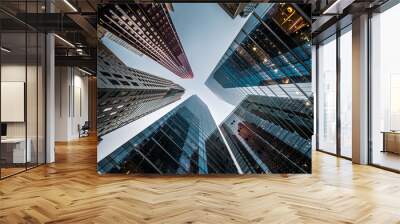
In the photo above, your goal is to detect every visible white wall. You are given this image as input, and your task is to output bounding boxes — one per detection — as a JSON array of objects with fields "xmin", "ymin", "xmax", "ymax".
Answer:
[
  {"xmin": 1, "ymin": 65, "xmax": 26, "ymax": 140},
  {"xmin": 1, "ymin": 65, "xmax": 39, "ymax": 137},
  {"xmin": 1, "ymin": 65, "xmax": 26, "ymax": 130},
  {"xmin": 1, "ymin": 63, "xmax": 46, "ymax": 163},
  {"xmin": 54, "ymin": 67, "xmax": 89, "ymax": 141},
  {"xmin": 55, "ymin": 67, "xmax": 69, "ymax": 141}
]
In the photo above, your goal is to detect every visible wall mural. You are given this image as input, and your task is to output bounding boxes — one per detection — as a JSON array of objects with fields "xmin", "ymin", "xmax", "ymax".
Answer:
[{"xmin": 97, "ymin": 3, "xmax": 312, "ymax": 174}]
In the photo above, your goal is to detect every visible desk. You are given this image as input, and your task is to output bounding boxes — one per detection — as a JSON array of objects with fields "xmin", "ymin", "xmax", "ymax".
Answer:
[
  {"xmin": 1, "ymin": 138, "xmax": 31, "ymax": 163},
  {"xmin": 382, "ymin": 131, "xmax": 400, "ymax": 154}
]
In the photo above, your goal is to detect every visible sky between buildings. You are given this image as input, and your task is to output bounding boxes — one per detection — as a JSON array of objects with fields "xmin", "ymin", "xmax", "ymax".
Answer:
[{"xmin": 99, "ymin": 3, "xmax": 249, "ymax": 160}]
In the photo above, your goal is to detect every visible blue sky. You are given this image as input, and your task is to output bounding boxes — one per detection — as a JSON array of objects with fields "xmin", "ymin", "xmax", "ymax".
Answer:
[{"xmin": 99, "ymin": 3, "xmax": 249, "ymax": 159}]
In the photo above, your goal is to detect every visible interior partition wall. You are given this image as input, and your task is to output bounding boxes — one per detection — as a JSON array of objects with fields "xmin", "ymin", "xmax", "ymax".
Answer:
[
  {"xmin": 316, "ymin": 25, "xmax": 352, "ymax": 159},
  {"xmin": 0, "ymin": 0, "xmax": 47, "ymax": 179}
]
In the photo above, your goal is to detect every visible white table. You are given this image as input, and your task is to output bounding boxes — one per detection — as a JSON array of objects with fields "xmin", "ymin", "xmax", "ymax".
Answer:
[{"xmin": 1, "ymin": 138, "xmax": 31, "ymax": 163}]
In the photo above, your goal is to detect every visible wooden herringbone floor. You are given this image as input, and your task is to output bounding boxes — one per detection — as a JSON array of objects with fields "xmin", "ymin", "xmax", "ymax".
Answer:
[{"xmin": 1, "ymin": 136, "xmax": 400, "ymax": 224}]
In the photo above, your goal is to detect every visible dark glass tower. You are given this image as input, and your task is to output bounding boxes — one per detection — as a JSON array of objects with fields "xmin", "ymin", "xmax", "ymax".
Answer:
[
  {"xmin": 98, "ymin": 95, "xmax": 238, "ymax": 174},
  {"xmin": 205, "ymin": 3, "xmax": 313, "ymax": 174},
  {"xmin": 206, "ymin": 3, "xmax": 312, "ymax": 106},
  {"xmin": 98, "ymin": 3, "xmax": 194, "ymax": 79},
  {"xmin": 97, "ymin": 43, "xmax": 184, "ymax": 137},
  {"xmin": 220, "ymin": 95, "xmax": 312, "ymax": 174}
]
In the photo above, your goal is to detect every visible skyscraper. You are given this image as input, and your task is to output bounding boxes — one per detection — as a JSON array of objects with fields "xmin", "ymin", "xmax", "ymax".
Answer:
[
  {"xmin": 220, "ymin": 95, "xmax": 312, "ymax": 174},
  {"xmin": 219, "ymin": 3, "xmax": 258, "ymax": 18},
  {"xmin": 206, "ymin": 3, "xmax": 312, "ymax": 106},
  {"xmin": 98, "ymin": 3, "xmax": 194, "ymax": 79},
  {"xmin": 97, "ymin": 43, "xmax": 185, "ymax": 137},
  {"xmin": 98, "ymin": 95, "xmax": 238, "ymax": 174},
  {"xmin": 205, "ymin": 3, "xmax": 312, "ymax": 173},
  {"xmin": 98, "ymin": 25, "xmax": 144, "ymax": 57}
]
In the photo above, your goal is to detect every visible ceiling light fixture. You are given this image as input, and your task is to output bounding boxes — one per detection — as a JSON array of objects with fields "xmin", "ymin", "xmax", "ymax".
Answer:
[
  {"xmin": 63, "ymin": 0, "xmax": 78, "ymax": 12},
  {"xmin": 54, "ymin": 34, "xmax": 75, "ymax": 48},
  {"xmin": 1, "ymin": 47, "xmax": 11, "ymax": 53}
]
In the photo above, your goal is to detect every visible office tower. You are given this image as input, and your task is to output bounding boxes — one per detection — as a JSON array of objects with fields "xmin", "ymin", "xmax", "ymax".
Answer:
[
  {"xmin": 98, "ymin": 95, "xmax": 238, "ymax": 174},
  {"xmin": 97, "ymin": 43, "xmax": 185, "ymax": 137},
  {"xmin": 219, "ymin": 3, "xmax": 258, "ymax": 18},
  {"xmin": 102, "ymin": 32, "xmax": 144, "ymax": 57},
  {"xmin": 97, "ymin": 25, "xmax": 143, "ymax": 57},
  {"xmin": 220, "ymin": 95, "xmax": 312, "ymax": 174},
  {"xmin": 98, "ymin": 3, "xmax": 194, "ymax": 79},
  {"xmin": 205, "ymin": 3, "xmax": 313, "ymax": 174},
  {"xmin": 206, "ymin": 3, "xmax": 312, "ymax": 105}
]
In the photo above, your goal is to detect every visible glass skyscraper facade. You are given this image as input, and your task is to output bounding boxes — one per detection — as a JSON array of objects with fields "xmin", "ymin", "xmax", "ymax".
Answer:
[
  {"xmin": 206, "ymin": 3, "xmax": 312, "ymax": 106},
  {"xmin": 220, "ymin": 95, "xmax": 312, "ymax": 174},
  {"xmin": 97, "ymin": 43, "xmax": 184, "ymax": 137},
  {"xmin": 203, "ymin": 3, "xmax": 313, "ymax": 174},
  {"xmin": 98, "ymin": 3, "xmax": 314, "ymax": 175},
  {"xmin": 98, "ymin": 95, "xmax": 238, "ymax": 174}
]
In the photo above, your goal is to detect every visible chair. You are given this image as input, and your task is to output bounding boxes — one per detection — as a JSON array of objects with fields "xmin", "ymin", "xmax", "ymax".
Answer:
[{"xmin": 79, "ymin": 121, "xmax": 90, "ymax": 138}]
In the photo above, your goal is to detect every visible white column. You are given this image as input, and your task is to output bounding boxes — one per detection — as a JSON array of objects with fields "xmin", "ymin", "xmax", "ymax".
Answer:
[
  {"xmin": 45, "ymin": 0, "xmax": 56, "ymax": 163},
  {"xmin": 46, "ymin": 33, "xmax": 55, "ymax": 163},
  {"xmin": 352, "ymin": 14, "xmax": 369, "ymax": 164}
]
